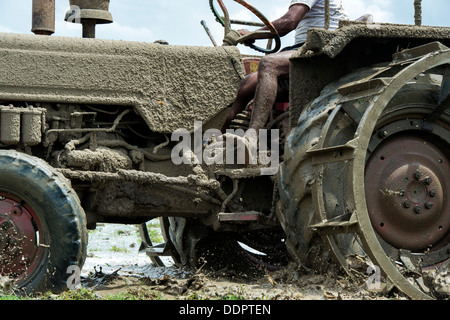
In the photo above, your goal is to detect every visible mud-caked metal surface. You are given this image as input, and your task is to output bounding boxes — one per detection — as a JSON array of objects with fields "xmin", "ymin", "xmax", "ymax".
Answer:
[
  {"xmin": 365, "ymin": 134, "xmax": 450, "ymax": 252},
  {"xmin": 0, "ymin": 32, "xmax": 244, "ymax": 134}
]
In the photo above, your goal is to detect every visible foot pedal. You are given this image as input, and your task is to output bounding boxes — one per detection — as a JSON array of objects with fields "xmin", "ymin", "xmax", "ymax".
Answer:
[
  {"xmin": 140, "ymin": 242, "xmax": 172, "ymax": 257},
  {"xmin": 218, "ymin": 211, "xmax": 261, "ymax": 222}
]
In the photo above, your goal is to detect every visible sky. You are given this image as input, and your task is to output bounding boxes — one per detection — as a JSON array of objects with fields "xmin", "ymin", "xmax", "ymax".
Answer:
[{"xmin": 0, "ymin": 0, "xmax": 449, "ymax": 53}]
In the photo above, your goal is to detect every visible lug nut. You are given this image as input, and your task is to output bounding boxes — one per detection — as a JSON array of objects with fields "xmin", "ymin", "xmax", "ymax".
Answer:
[
  {"xmin": 429, "ymin": 190, "xmax": 436, "ymax": 197},
  {"xmin": 424, "ymin": 177, "xmax": 432, "ymax": 185},
  {"xmin": 414, "ymin": 172, "xmax": 422, "ymax": 180},
  {"xmin": 425, "ymin": 202, "xmax": 433, "ymax": 209},
  {"xmin": 403, "ymin": 200, "xmax": 411, "ymax": 208},
  {"xmin": 0, "ymin": 220, "xmax": 12, "ymax": 231},
  {"xmin": 414, "ymin": 206, "xmax": 422, "ymax": 214}
]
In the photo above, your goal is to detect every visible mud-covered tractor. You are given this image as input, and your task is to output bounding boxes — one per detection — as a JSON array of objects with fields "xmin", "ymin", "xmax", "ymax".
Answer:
[{"xmin": 0, "ymin": 0, "xmax": 448, "ymax": 299}]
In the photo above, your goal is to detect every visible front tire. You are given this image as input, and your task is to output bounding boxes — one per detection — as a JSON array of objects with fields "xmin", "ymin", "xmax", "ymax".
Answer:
[{"xmin": 0, "ymin": 150, "xmax": 87, "ymax": 294}]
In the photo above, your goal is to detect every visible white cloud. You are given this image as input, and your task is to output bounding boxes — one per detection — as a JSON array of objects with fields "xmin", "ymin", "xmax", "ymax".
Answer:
[
  {"xmin": 1, "ymin": 0, "xmax": 444, "ymax": 47},
  {"xmin": 53, "ymin": 15, "xmax": 154, "ymax": 43},
  {"xmin": 0, "ymin": 25, "xmax": 14, "ymax": 33},
  {"xmin": 342, "ymin": 0, "xmax": 394, "ymax": 22},
  {"xmin": 97, "ymin": 22, "xmax": 154, "ymax": 42}
]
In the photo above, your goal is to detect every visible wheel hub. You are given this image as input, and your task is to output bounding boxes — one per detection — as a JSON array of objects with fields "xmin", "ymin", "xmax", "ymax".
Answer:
[
  {"xmin": 365, "ymin": 133, "xmax": 450, "ymax": 252},
  {"xmin": 0, "ymin": 193, "xmax": 39, "ymax": 279}
]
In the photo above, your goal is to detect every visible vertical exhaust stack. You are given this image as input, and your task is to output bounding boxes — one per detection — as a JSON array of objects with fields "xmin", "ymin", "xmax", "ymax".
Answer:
[
  {"xmin": 414, "ymin": 0, "xmax": 422, "ymax": 26},
  {"xmin": 65, "ymin": 0, "xmax": 113, "ymax": 38},
  {"xmin": 32, "ymin": 0, "xmax": 55, "ymax": 36}
]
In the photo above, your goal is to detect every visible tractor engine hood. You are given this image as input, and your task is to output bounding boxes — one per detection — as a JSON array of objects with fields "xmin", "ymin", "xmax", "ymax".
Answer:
[{"xmin": 0, "ymin": 32, "xmax": 244, "ymax": 133}]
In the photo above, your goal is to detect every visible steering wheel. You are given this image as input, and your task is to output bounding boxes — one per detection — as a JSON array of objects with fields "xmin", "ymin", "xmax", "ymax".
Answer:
[{"xmin": 210, "ymin": 0, "xmax": 281, "ymax": 54}]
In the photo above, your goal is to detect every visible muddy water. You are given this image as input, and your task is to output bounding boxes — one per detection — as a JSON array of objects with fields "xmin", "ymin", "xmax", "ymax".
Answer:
[
  {"xmin": 82, "ymin": 223, "xmax": 190, "ymax": 280},
  {"xmin": 80, "ymin": 224, "xmax": 383, "ymax": 300},
  {"xmin": 81, "ymin": 224, "xmax": 448, "ymax": 300}
]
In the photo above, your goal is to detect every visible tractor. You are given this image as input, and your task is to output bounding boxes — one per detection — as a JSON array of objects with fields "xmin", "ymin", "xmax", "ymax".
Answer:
[{"xmin": 0, "ymin": 0, "xmax": 448, "ymax": 300}]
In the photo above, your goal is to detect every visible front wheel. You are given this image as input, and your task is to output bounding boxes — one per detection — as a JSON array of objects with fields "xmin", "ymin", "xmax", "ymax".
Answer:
[{"xmin": 0, "ymin": 150, "xmax": 87, "ymax": 294}]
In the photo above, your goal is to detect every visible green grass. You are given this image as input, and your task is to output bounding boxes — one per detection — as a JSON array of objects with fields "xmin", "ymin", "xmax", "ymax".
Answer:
[
  {"xmin": 0, "ymin": 285, "xmax": 264, "ymax": 301},
  {"xmin": 111, "ymin": 245, "xmax": 129, "ymax": 253},
  {"xmin": 105, "ymin": 288, "xmax": 165, "ymax": 300},
  {"xmin": 0, "ymin": 288, "xmax": 164, "ymax": 301},
  {"xmin": 145, "ymin": 220, "xmax": 164, "ymax": 244},
  {"xmin": 186, "ymin": 285, "xmax": 250, "ymax": 300},
  {"xmin": 0, "ymin": 293, "xmax": 29, "ymax": 300}
]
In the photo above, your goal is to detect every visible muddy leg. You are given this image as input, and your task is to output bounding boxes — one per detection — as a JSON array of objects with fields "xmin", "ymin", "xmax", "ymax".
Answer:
[{"xmin": 249, "ymin": 50, "xmax": 294, "ymax": 130}]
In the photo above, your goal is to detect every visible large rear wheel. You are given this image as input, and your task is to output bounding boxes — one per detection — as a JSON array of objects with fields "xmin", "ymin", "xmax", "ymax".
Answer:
[{"xmin": 279, "ymin": 42, "xmax": 450, "ymax": 299}]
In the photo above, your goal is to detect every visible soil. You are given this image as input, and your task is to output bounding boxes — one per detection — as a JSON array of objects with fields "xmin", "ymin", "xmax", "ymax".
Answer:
[{"xmin": 79, "ymin": 223, "xmax": 429, "ymax": 301}]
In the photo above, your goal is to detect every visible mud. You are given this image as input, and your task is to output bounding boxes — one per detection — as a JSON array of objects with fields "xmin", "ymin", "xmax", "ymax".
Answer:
[
  {"xmin": 83, "ymin": 266, "xmax": 384, "ymax": 301},
  {"xmin": 297, "ymin": 23, "xmax": 450, "ymax": 59},
  {"xmin": 81, "ymin": 256, "xmax": 449, "ymax": 301},
  {"xmin": 81, "ymin": 259, "xmax": 416, "ymax": 301},
  {"xmin": 77, "ymin": 224, "xmax": 449, "ymax": 300},
  {"xmin": 0, "ymin": 32, "xmax": 244, "ymax": 134}
]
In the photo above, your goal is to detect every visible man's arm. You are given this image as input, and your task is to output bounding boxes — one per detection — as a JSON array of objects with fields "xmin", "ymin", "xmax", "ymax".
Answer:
[
  {"xmin": 271, "ymin": 3, "xmax": 310, "ymax": 36},
  {"xmin": 240, "ymin": 4, "xmax": 309, "ymax": 41}
]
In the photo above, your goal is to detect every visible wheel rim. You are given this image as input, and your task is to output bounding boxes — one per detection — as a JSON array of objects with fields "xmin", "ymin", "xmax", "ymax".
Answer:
[
  {"xmin": 365, "ymin": 132, "xmax": 450, "ymax": 253},
  {"xmin": 0, "ymin": 191, "xmax": 46, "ymax": 284}
]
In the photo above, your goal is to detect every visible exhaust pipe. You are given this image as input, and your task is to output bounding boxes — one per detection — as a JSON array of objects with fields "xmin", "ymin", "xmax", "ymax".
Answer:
[
  {"xmin": 32, "ymin": 0, "xmax": 55, "ymax": 36},
  {"xmin": 65, "ymin": 0, "xmax": 113, "ymax": 38}
]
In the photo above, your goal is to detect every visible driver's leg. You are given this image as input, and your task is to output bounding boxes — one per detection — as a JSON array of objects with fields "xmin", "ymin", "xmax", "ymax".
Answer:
[{"xmin": 249, "ymin": 50, "xmax": 294, "ymax": 130}]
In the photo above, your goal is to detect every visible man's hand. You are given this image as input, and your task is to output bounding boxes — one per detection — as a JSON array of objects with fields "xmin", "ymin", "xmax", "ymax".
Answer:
[
  {"xmin": 237, "ymin": 29, "xmax": 255, "ymax": 45},
  {"xmin": 223, "ymin": 28, "xmax": 255, "ymax": 46}
]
